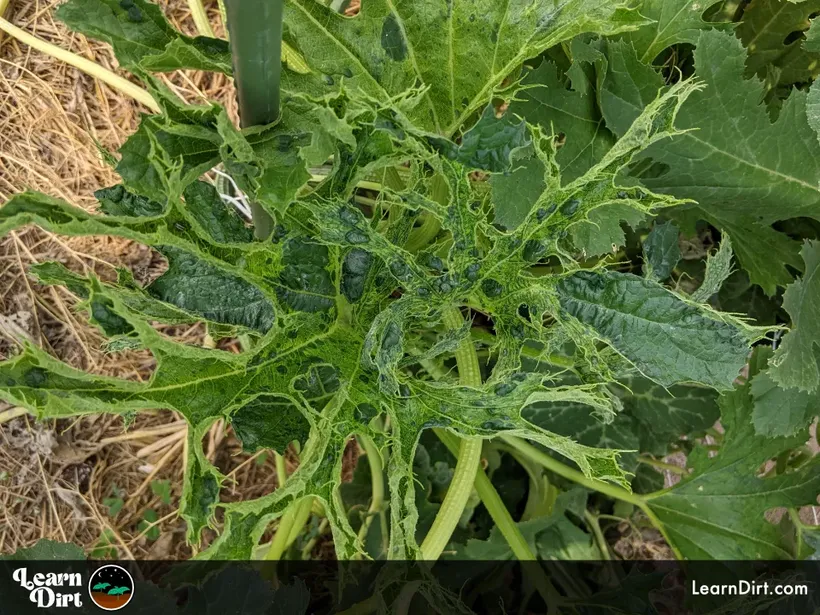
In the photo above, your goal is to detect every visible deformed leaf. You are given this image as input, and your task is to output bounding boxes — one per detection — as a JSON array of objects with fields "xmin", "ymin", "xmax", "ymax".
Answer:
[
  {"xmin": 231, "ymin": 395, "xmax": 311, "ymax": 454},
  {"xmin": 691, "ymin": 235, "xmax": 734, "ymax": 302},
  {"xmin": 149, "ymin": 247, "xmax": 276, "ymax": 333},
  {"xmin": 281, "ymin": 0, "xmax": 647, "ymax": 134},
  {"xmin": 509, "ymin": 60, "xmax": 615, "ymax": 181},
  {"xmin": 556, "ymin": 270, "xmax": 750, "ymax": 388},
  {"xmin": 428, "ymin": 105, "xmax": 529, "ymax": 173},
  {"xmin": 56, "ymin": 0, "xmax": 231, "ymax": 74}
]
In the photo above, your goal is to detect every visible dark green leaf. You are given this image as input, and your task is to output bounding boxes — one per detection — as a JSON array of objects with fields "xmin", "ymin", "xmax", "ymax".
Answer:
[
  {"xmin": 231, "ymin": 395, "xmax": 311, "ymax": 455},
  {"xmin": 642, "ymin": 220, "xmax": 680, "ymax": 281},
  {"xmin": 645, "ymin": 350, "xmax": 820, "ymax": 559},
  {"xmin": 149, "ymin": 247, "xmax": 276, "ymax": 332},
  {"xmin": 769, "ymin": 240, "xmax": 820, "ymax": 391},
  {"xmin": 556, "ymin": 270, "xmax": 751, "ymax": 388},
  {"xmin": 1, "ymin": 539, "xmax": 85, "ymax": 560}
]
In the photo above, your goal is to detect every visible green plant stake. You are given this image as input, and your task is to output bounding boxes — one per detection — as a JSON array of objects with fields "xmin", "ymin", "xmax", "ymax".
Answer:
[{"xmin": 223, "ymin": 0, "xmax": 283, "ymax": 240}]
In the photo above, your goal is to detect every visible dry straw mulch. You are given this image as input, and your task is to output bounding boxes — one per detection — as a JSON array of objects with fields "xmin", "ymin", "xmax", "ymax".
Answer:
[{"xmin": 0, "ymin": 0, "xmax": 311, "ymax": 559}]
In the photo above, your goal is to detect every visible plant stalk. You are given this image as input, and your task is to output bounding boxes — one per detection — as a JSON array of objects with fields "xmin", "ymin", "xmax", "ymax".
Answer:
[
  {"xmin": 435, "ymin": 429, "xmax": 561, "ymax": 611},
  {"xmin": 499, "ymin": 435, "xmax": 681, "ymax": 557},
  {"xmin": 187, "ymin": 0, "xmax": 215, "ymax": 37},
  {"xmin": 0, "ymin": 17, "xmax": 160, "ymax": 113},
  {"xmin": 501, "ymin": 436, "xmax": 645, "ymax": 507},
  {"xmin": 355, "ymin": 433, "xmax": 388, "ymax": 557},
  {"xmin": 223, "ymin": 0, "xmax": 284, "ymax": 239},
  {"xmin": 419, "ymin": 306, "xmax": 483, "ymax": 560}
]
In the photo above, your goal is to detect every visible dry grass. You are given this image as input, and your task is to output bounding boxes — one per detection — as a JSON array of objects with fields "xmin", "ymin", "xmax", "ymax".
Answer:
[{"xmin": 0, "ymin": 0, "xmax": 285, "ymax": 558}]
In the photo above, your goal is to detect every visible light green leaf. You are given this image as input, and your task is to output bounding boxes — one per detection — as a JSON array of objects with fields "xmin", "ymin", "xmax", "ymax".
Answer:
[
  {"xmin": 769, "ymin": 240, "xmax": 820, "ymax": 391},
  {"xmin": 556, "ymin": 270, "xmax": 751, "ymax": 388},
  {"xmin": 700, "ymin": 210, "xmax": 802, "ymax": 296},
  {"xmin": 282, "ymin": 0, "xmax": 647, "ymax": 134},
  {"xmin": 691, "ymin": 234, "xmax": 734, "ymax": 302}
]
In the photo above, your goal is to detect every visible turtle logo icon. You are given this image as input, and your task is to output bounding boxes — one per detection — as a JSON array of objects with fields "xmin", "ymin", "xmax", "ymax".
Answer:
[{"xmin": 87, "ymin": 564, "xmax": 134, "ymax": 611}]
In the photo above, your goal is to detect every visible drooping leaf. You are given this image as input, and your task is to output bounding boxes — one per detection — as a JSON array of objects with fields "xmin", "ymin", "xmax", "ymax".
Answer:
[
  {"xmin": 56, "ymin": 0, "xmax": 231, "ymax": 74},
  {"xmin": 148, "ymin": 247, "xmax": 276, "ymax": 333},
  {"xmin": 231, "ymin": 395, "xmax": 311, "ymax": 454},
  {"xmin": 428, "ymin": 105, "xmax": 529, "ymax": 173}
]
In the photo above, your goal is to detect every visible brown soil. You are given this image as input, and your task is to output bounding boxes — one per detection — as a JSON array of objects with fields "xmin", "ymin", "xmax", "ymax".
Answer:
[{"xmin": 91, "ymin": 592, "xmax": 131, "ymax": 609}]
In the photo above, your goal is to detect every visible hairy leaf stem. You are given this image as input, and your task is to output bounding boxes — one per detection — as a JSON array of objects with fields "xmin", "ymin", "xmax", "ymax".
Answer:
[
  {"xmin": 187, "ymin": 0, "xmax": 215, "ymax": 37},
  {"xmin": 499, "ymin": 435, "xmax": 681, "ymax": 557},
  {"xmin": 435, "ymin": 430, "xmax": 561, "ymax": 611}
]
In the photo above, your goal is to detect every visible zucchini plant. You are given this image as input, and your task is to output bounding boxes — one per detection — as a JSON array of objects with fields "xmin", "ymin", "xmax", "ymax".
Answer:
[{"xmin": 1, "ymin": 0, "xmax": 819, "ymax": 570}]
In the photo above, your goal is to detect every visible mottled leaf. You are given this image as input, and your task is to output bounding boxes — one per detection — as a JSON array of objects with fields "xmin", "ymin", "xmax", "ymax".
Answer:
[{"xmin": 556, "ymin": 270, "xmax": 750, "ymax": 388}]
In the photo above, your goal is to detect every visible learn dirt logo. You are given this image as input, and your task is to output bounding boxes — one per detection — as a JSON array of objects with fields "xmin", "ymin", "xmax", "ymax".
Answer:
[{"xmin": 87, "ymin": 564, "xmax": 134, "ymax": 611}]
